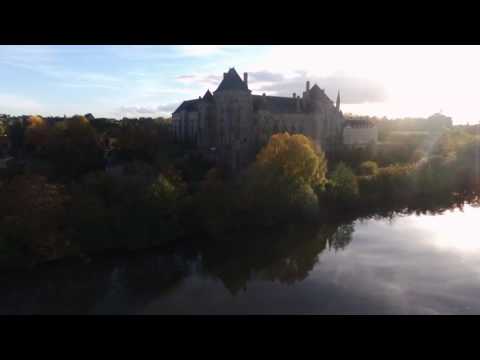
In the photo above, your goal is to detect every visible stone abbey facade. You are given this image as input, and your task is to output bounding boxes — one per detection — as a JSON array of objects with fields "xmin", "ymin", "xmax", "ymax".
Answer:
[{"xmin": 172, "ymin": 68, "xmax": 345, "ymax": 170}]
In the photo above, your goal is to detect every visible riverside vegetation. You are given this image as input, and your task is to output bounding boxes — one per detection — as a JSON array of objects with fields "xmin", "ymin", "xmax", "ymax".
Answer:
[{"xmin": 0, "ymin": 114, "xmax": 479, "ymax": 268}]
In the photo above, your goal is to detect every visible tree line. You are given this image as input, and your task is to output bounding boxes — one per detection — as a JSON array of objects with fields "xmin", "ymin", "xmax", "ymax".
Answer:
[{"xmin": 0, "ymin": 114, "xmax": 479, "ymax": 268}]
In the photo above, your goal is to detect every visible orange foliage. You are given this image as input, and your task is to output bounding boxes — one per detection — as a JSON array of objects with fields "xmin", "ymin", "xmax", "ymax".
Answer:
[
  {"xmin": 254, "ymin": 132, "xmax": 327, "ymax": 188},
  {"xmin": 27, "ymin": 115, "xmax": 44, "ymax": 127}
]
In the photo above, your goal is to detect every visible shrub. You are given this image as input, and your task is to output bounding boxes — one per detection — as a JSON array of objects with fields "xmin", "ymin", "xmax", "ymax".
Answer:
[{"xmin": 358, "ymin": 161, "xmax": 379, "ymax": 176}]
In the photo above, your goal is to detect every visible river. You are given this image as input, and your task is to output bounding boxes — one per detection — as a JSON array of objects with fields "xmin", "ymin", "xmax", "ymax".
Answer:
[{"xmin": 2, "ymin": 203, "xmax": 480, "ymax": 314}]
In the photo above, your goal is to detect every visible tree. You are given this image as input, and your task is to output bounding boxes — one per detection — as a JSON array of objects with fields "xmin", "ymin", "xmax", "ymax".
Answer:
[
  {"xmin": 7, "ymin": 120, "xmax": 26, "ymax": 156},
  {"xmin": 25, "ymin": 117, "xmax": 50, "ymax": 152},
  {"xmin": 245, "ymin": 133, "xmax": 327, "ymax": 225},
  {"xmin": 0, "ymin": 175, "xmax": 69, "ymax": 265},
  {"xmin": 358, "ymin": 160, "xmax": 379, "ymax": 176},
  {"xmin": 328, "ymin": 162, "xmax": 359, "ymax": 205},
  {"xmin": 26, "ymin": 115, "xmax": 44, "ymax": 127},
  {"xmin": 253, "ymin": 133, "xmax": 327, "ymax": 189},
  {"xmin": 44, "ymin": 117, "xmax": 105, "ymax": 179}
]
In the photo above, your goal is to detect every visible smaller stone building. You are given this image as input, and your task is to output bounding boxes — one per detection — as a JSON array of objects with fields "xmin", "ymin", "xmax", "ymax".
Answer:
[{"xmin": 342, "ymin": 119, "xmax": 378, "ymax": 148}]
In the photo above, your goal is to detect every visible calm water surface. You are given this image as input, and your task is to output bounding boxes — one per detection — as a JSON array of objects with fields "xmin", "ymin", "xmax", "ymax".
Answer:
[{"xmin": 2, "ymin": 204, "xmax": 480, "ymax": 314}]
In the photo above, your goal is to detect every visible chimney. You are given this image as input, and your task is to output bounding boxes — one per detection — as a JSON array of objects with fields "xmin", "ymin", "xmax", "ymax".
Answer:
[
  {"xmin": 243, "ymin": 72, "xmax": 248, "ymax": 87},
  {"xmin": 293, "ymin": 92, "xmax": 296, "ymax": 98},
  {"xmin": 224, "ymin": 72, "xmax": 227, "ymax": 79},
  {"xmin": 306, "ymin": 81, "xmax": 310, "ymax": 92}
]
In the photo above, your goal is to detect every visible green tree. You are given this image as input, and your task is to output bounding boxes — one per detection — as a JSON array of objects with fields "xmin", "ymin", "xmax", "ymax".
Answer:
[{"xmin": 328, "ymin": 162, "xmax": 359, "ymax": 205}]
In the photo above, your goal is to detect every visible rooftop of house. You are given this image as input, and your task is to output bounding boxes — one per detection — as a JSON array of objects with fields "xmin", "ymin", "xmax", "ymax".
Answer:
[{"xmin": 344, "ymin": 119, "xmax": 376, "ymax": 128}]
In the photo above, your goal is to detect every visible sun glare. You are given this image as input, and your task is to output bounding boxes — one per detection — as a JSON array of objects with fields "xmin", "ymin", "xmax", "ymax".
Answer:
[{"xmin": 408, "ymin": 205, "xmax": 480, "ymax": 253}]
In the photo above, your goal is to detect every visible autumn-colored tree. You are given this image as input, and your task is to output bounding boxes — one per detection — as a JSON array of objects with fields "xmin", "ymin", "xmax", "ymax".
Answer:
[
  {"xmin": 243, "ymin": 133, "xmax": 327, "ymax": 226},
  {"xmin": 44, "ymin": 118, "xmax": 105, "ymax": 179},
  {"xmin": 26, "ymin": 115, "xmax": 44, "ymax": 127},
  {"xmin": 25, "ymin": 117, "xmax": 50, "ymax": 151},
  {"xmin": 253, "ymin": 133, "xmax": 327, "ymax": 189},
  {"xmin": 358, "ymin": 160, "xmax": 379, "ymax": 176}
]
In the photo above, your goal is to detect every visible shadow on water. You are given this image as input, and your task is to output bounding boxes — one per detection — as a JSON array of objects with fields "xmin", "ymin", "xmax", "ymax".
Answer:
[
  {"xmin": 187, "ymin": 222, "xmax": 354, "ymax": 295},
  {"xmin": 0, "ymin": 251, "xmax": 190, "ymax": 314},
  {"xmin": 0, "ymin": 222, "xmax": 354, "ymax": 314},
  {"xmin": 0, "ymin": 194, "xmax": 477, "ymax": 314}
]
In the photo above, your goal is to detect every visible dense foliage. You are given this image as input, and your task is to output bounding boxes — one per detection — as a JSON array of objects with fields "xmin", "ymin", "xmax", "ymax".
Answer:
[{"xmin": 1, "ymin": 112, "xmax": 479, "ymax": 268}]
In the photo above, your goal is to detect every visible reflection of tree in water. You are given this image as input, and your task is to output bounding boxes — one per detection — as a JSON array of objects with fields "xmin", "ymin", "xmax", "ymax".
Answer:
[
  {"xmin": 0, "ymin": 259, "xmax": 113, "ymax": 314},
  {"xmin": 119, "ymin": 253, "xmax": 189, "ymax": 309},
  {"xmin": 198, "ymin": 222, "xmax": 355, "ymax": 295},
  {"xmin": 0, "ymin": 251, "xmax": 190, "ymax": 314},
  {"xmin": 327, "ymin": 223, "xmax": 354, "ymax": 252}
]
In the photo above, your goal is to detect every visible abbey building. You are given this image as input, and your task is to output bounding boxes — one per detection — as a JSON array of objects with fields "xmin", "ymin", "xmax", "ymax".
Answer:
[{"xmin": 172, "ymin": 68, "xmax": 345, "ymax": 170}]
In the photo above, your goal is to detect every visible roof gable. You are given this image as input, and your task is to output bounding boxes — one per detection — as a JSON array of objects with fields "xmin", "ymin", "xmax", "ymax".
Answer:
[
  {"xmin": 203, "ymin": 90, "xmax": 214, "ymax": 103},
  {"xmin": 172, "ymin": 99, "xmax": 200, "ymax": 114},
  {"xmin": 214, "ymin": 68, "xmax": 249, "ymax": 93}
]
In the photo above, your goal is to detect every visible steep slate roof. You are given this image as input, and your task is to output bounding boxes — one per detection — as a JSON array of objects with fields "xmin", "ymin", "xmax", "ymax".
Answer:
[
  {"xmin": 203, "ymin": 90, "xmax": 214, "ymax": 103},
  {"xmin": 214, "ymin": 68, "xmax": 249, "ymax": 93},
  {"xmin": 309, "ymin": 84, "xmax": 325, "ymax": 98},
  {"xmin": 252, "ymin": 95, "xmax": 301, "ymax": 113},
  {"xmin": 172, "ymin": 99, "xmax": 200, "ymax": 114}
]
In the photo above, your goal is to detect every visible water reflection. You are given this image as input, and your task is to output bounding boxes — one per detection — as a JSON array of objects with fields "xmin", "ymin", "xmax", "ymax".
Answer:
[
  {"xmin": 193, "ymin": 223, "xmax": 353, "ymax": 294},
  {"xmin": 0, "ymin": 252, "xmax": 190, "ymax": 314},
  {"xmin": 1, "ymin": 196, "xmax": 479, "ymax": 314}
]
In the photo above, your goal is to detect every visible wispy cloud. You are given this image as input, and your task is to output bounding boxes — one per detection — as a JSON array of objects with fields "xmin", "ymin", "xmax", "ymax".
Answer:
[
  {"xmin": 176, "ymin": 73, "xmax": 221, "ymax": 88},
  {"xmin": 0, "ymin": 93, "xmax": 44, "ymax": 115},
  {"xmin": 116, "ymin": 102, "xmax": 180, "ymax": 117},
  {"xmin": 173, "ymin": 69, "xmax": 386, "ymax": 104},
  {"xmin": 0, "ymin": 45, "xmax": 124, "ymax": 90},
  {"xmin": 247, "ymin": 70, "xmax": 386, "ymax": 104}
]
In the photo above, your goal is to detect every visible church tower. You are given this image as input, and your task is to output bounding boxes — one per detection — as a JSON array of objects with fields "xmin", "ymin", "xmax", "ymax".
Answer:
[{"xmin": 213, "ymin": 67, "xmax": 253, "ymax": 170}]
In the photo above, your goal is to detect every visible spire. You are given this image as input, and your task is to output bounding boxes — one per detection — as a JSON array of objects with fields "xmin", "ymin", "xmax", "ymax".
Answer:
[{"xmin": 336, "ymin": 90, "xmax": 340, "ymax": 111}]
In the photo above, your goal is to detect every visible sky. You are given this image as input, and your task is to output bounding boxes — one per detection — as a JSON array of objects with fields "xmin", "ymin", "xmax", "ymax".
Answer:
[{"xmin": 0, "ymin": 45, "xmax": 479, "ymax": 124}]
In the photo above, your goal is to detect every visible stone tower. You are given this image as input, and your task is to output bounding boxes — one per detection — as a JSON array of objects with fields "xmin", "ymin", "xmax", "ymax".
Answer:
[{"xmin": 213, "ymin": 67, "xmax": 254, "ymax": 170}]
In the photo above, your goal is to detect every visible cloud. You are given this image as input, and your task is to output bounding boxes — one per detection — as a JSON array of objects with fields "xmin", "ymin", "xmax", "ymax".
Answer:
[
  {"xmin": 0, "ymin": 93, "xmax": 44, "ymax": 115},
  {"xmin": 251, "ymin": 71, "xmax": 386, "ymax": 104},
  {"xmin": 157, "ymin": 103, "xmax": 179, "ymax": 112},
  {"xmin": 176, "ymin": 73, "xmax": 221, "ymax": 89},
  {"xmin": 248, "ymin": 71, "xmax": 285, "ymax": 82},
  {"xmin": 174, "ymin": 68, "xmax": 386, "ymax": 104},
  {"xmin": 116, "ymin": 102, "xmax": 180, "ymax": 117},
  {"xmin": 0, "ymin": 46, "xmax": 124, "ymax": 91},
  {"xmin": 175, "ymin": 45, "xmax": 249, "ymax": 57},
  {"xmin": 118, "ymin": 106, "xmax": 157, "ymax": 115}
]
